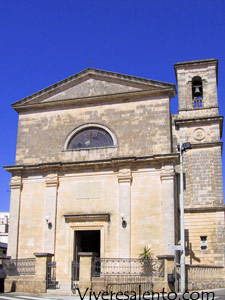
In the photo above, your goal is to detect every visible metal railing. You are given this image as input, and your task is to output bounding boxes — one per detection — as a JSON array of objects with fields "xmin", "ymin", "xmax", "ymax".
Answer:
[
  {"xmin": 71, "ymin": 261, "xmax": 80, "ymax": 293},
  {"xmin": 93, "ymin": 258, "xmax": 164, "ymax": 277},
  {"xmin": 3, "ymin": 258, "xmax": 35, "ymax": 275},
  {"xmin": 192, "ymin": 98, "xmax": 203, "ymax": 108},
  {"xmin": 105, "ymin": 275, "xmax": 153, "ymax": 293},
  {"xmin": 46, "ymin": 261, "xmax": 57, "ymax": 289}
]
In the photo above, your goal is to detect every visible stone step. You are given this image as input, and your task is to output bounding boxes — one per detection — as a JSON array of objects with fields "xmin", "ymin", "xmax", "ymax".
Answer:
[{"xmin": 47, "ymin": 281, "xmax": 74, "ymax": 295}]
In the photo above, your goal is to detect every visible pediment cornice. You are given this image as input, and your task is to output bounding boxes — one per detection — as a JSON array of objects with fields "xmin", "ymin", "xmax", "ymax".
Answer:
[{"xmin": 12, "ymin": 68, "xmax": 176, "ymax": 112}]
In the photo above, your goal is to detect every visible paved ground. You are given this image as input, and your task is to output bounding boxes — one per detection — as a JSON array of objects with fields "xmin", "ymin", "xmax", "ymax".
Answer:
[
  {"xmin": 0, "ymin": 295, "xmax": 75, "ymax": 300},
  {"xmin": 0, "ymin": 289, "xmax": 224, "ymax": 300}
]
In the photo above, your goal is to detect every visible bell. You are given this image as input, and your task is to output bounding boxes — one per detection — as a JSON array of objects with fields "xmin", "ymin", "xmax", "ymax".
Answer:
[{"xmin": 193, "ymin": 86, "xmax": 202, "ymax": 97}]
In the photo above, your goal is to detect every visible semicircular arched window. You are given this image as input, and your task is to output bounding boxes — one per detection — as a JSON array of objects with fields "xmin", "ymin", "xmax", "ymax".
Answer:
[{"xmin": 67, "ymin": 127, "xmax": 114, "ymax": 149}]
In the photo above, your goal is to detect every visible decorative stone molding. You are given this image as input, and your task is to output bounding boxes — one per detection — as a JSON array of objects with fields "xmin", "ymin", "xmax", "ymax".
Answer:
[
  {"xmin": 34, "ymin": 253, "xmax": 54, "ymax": 258},
  {"xmin": 160, "ymin": 164, "xmax": 175, "ymax": 181},
  {"xmin": 184, "ymin": 206, "xmax": 225, "ymax": 213},
  {"xmin": 64, "ymin": 213, "xmax": 110, "ymax": 223},
  {"xmin": 4, "ymin": 153, "xmax": 179, "ymax": 174},
  {"xmin": 9, "ymin": 176, "xmax": 22, "ymax": 190},
  {"xmin": 45, "ymin": 173, "xmax": 59, "ymax": 187},
  {"xmin": 63, "ymin": 123, "xmax": 118, "ymax": 151},
  {"xmin": 193, "ymin": 128, "xmax": 206, "ymax": 141},
  {"xmin": 118, "ymin": 169, "xmax": 132, "ymax": 183}
]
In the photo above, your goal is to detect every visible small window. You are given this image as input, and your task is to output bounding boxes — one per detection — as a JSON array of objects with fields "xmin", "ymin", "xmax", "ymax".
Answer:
[
  {"xmin": 200, "ymin": 236, "xmax": 208, "ymax": 251},
  {"xmin": 68, "ymin": 127, "xmax": 114, "ymax": 150}
]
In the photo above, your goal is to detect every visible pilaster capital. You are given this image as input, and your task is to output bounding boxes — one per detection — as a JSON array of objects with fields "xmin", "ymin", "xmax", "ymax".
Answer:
[
  {"xmin": 118, "ymin": 169, "xmax": 132, "ymax": 183},
  {"xmin": 46, "ymin": 173, "xmax": 59, "ymax": 187},
  {"xmin": 9, "ymin": 176, "xmax": 22, "ymax": 190},
  {"xmin": 160, "ymin": 164, "xmax": 175, "ymax": 181}
]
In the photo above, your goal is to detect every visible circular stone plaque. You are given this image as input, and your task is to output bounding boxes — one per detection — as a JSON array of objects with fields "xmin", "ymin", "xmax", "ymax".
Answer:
[{"xmin": 193, "ymin": 128, "xmax": 206, "ymax": 141}]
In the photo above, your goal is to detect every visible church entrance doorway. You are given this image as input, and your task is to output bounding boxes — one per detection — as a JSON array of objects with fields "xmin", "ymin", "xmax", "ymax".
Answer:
[
  {"xmin": 74, "ymin": 230, "xmax": 101, "ymax": 259},
  {"xmin": 72, "ymin": 230, "xmax": 101, "ymax": 289}
]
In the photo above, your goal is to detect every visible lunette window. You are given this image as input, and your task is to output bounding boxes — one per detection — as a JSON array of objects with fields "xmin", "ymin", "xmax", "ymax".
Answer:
[{"xmin": 67, "ymin": 127, "xmax": 114, "ymax": 149}]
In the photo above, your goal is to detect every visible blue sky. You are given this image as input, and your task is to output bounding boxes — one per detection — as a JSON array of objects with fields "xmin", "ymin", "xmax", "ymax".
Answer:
[{"xmin": 0, "ymin": 0, "xmax": 225, "ymax": 211}]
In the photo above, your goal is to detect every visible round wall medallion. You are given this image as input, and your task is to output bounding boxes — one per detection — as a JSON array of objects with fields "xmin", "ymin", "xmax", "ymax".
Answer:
[{"xmin": 193, "ymin": 128, "xmax": 206, "ymax": 141}]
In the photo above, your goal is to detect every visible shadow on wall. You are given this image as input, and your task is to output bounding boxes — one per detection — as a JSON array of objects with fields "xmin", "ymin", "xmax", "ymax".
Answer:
[
  {"xmin": 185, "ymin": 229, "xmax": 201, "ymax": 264},
  {"xmin": 11, "ymin": 281, "xmax": 16, "ymax": 292}
]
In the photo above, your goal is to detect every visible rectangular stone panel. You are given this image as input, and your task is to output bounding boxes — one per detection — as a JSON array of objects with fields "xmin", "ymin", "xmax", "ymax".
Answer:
[{"xmin": 76, "ymin": 182, "xmax": 100, "ymax": 199}]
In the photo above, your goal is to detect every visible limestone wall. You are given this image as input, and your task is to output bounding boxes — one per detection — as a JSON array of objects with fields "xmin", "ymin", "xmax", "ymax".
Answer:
[
  {"xmin": 175, "ymin": 60, "xmax": 218, "ymax": 116},
  {"xmin": 5, "ymin": 276, "xmax": 46, "ymax": 294},
  {"xmin": 15, "ymin": 97, "xmax": 171, "ymax": 165},
  {"xmin": 17, "ymin": 181, "xmax": 46, "ymax": 257},
  {"xmin": 131, "ymin": 169, "xmax": 163, "ymax": 257},
  {"xmin": 177, "ymin": 265, "xmax": 225, "ymax": 291},
  {"xmin": 183, "ymin": 146, "xmax": 223, "ymax": 207},
  {"xmin": 15, "ymin": 165, "xmax": 172, "ymax": 284},
  {"xmin": 184, "ymin": 211, "xmax": 225, "ymax": 266}
]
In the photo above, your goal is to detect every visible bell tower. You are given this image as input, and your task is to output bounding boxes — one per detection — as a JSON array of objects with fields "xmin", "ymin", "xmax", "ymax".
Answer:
[
  {"xmin": 174, "ymin": 58, "xmax": 223, "ymax": 207},
  {"xmin": 174, "ymin": 59, "xmax": 219, "ymax": 119},
  {"xmin": 173, "ymin": 59, "xmax": 224, "ymax": 265}
]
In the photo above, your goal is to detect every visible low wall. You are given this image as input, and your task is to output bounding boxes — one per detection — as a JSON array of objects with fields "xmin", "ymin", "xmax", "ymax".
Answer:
[
  {"xmin": 1, "ymin": 253, "xmax": 54, "ymax": 294},
  {"xmin": 91, "ymin": 256, "xmax": 173, "ymax": 293},
  {"xmin": 5, "ymin": 276, "xmax": 46, "ymax": 294},
  {"xmin": 177, "ymin": 265, "xmax": 225, "ymax": 291}
]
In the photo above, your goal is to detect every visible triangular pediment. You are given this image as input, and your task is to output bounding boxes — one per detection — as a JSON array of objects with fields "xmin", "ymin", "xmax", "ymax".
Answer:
[
  {"xmin": 41, "ymin": 77, "xmax": 144, "ymax": 102},
  {"xmin": 12, "ymin": 68, "xmax": 176, "ymax": 110}
]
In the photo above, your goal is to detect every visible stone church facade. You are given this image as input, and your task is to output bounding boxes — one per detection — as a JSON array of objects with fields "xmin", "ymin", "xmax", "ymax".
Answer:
[{"xmin": 4, "ymin": 59, "xmax": 225, "ymax": 289}]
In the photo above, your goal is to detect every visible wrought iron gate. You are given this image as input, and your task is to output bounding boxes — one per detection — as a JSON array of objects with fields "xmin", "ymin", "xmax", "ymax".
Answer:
[
  {"xmin": 71, "ymin": 261, "xmax": 80, "ymax": 293},
  {"xmin": 46, "ymin": 261, "xmax": 57, "ymax": 289}
]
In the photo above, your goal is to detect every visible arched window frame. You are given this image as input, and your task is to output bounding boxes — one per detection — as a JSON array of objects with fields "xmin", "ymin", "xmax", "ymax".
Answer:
[
  {"xmin": 63, "ymin": 123, "xmax": 118, "ymax": 151},
  {"xmin": 192, "ymin": 76, "xmax": 203, "ymax": 108}
]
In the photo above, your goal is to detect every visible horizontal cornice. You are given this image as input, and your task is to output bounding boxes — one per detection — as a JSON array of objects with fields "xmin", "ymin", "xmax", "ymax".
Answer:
[
  {"xmin": 12, "ymin": 68, "xmax": 176, "ymax": 109},
  {"xmin": 175, "ymin": 116, "xmax": 223, "ymax": 125},
  {"xmin": 174, "ymin": 59, "xmax": 218, "ymax": 84},
  {"xmin": 64, "ymin": 213, "xmax": 110, "ymax": 223},
  {"xmin": 4, "ymin": 153, "xmax": 179, "ymax": 175},
  {"xmin": 187, "ymin": 142, "xmax": 223, "ymax": 149},
  {"xmin": 12, "ymin": 88, "xmax": 176, "ymax": 113},
  {"xmin": 184, "ymin": 206, "xmax": 225, "ymax": 213},
  {"xmin": 175, "ymin": 116, "xmax": 223, "ymax": 138}
]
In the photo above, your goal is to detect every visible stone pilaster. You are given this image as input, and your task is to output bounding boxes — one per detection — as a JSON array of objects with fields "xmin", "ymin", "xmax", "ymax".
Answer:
[
  {"xmin": 157, "ymin": 255, "xmax": 175, "ymax": 293},
  {"xmin": 118, "ymin": 169, "xmax": 132, "ymax": 258},
  {"xmin": 34, "ymin": 253, "xmax": 54, "ymax": 293},
  {"xmin": 78, "ymin": 252, "xmax": 96, "ymax": 292},
  {"xmin": 160, "ymin": 164, "xmax": 175, "ymax": 255},
  {"xmin": 44, "ymin": 173, "xmax": 58, "ymax": 254},
  {"xmin": 7, "ymin": 176, "xmax": 22, "ymax": 259}
]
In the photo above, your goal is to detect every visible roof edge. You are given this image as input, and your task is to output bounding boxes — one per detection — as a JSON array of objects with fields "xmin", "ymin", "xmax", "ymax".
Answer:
[
  {"xmin": 12, "ymin": 88, "xmax": 177, "ymax": 113},
  {"xmin": 12, "ymin": 68, "xmax": 176, "ymax": 109},
  {"xmin": 174, "ymin": 58, "xmax": 218, "ymax": 67},
  {"xmin": 174, "ymin": 58, "xmax": 218, "ymax": 84}
]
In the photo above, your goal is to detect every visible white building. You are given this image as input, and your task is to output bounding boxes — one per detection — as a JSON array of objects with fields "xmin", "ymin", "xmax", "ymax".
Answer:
[{"xmin": 0, "ymin": 212, "xmax": 9, "ymax": 256}]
